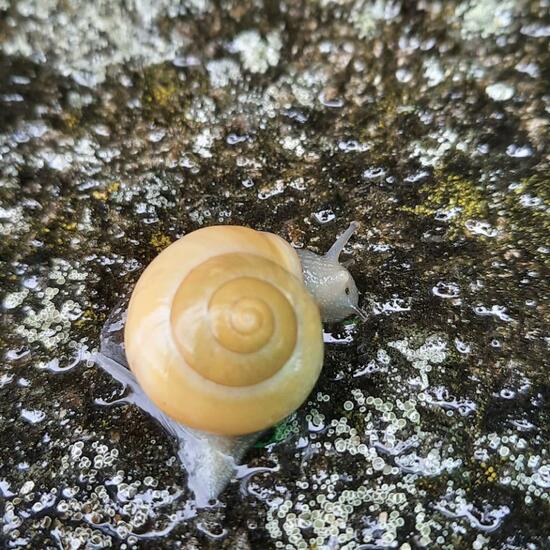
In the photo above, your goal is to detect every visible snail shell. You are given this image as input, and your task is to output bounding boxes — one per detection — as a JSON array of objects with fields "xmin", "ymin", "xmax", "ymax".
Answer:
[{"xmin": 124, "ymin": 226, "xmax": 324, "ymax": 436}]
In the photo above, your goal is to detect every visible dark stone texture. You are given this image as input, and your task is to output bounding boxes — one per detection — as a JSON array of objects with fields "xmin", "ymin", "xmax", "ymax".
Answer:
[{"xmin": 1, "ymin": 1, "xmax": 549, "ymax": 548}]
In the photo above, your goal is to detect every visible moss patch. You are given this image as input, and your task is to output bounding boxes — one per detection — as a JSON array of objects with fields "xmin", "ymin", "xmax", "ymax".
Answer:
[{"xmin": 401, "ymin": 171, "xmax": 489, "ymax": 238}]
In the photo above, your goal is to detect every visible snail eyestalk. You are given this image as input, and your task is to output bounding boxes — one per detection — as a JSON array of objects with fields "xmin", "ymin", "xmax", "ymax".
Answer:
[{"xmin": 326, "ymin": 221, "xmax": 360, "ymax": 260}]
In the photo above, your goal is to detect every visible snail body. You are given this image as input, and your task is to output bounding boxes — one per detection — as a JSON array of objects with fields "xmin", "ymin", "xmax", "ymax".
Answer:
[
  {"xmin": 98, "ymin": 222, "xmax": 361, "ymax": 503},
  {"xmin": 298, "ymin": 221, "xmax": 362, "ymax": 322}
]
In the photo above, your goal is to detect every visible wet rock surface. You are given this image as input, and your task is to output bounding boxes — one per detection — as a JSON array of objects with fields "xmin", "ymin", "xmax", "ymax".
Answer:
[{"xmin": 1, "ymin": 1, "xmax": 549, "ymax": 548}]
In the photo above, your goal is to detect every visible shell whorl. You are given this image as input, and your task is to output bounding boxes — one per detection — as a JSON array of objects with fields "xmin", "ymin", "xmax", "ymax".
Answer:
[
  {"xmin": 171, "ymin": 253, "xmax": 299, "ymax": 387},
  {"xmin": 124, "ymin": 226, "xmax": 324, "ymax": 436}
]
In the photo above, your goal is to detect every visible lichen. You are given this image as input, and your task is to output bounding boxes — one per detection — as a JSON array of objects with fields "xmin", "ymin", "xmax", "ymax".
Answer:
[
  {"xmin": 351, "ymin": 0, "xmax": 401, "ymax": 39},
  {"xmin": 456, "ymin": 0, "xmax": 515, "ymax": 39},
  {"xmin": 232, "ymin": 30, "xmax": 282, "ymax": 74},
  {"xmin": 502, "ymin": 173, "xmax": 550, "ymax": 262}
]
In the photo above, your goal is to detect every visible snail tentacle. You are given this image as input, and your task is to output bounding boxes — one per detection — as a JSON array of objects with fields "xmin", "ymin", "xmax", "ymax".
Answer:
[{"xmin": 325, "ymin": 221, "xmax": 360, "ymax": 261}]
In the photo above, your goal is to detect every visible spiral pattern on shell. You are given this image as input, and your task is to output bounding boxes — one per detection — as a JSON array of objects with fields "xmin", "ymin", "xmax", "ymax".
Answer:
[{"xmin": 124, "ymin": 226, "xmax": 324, "ymax": 435}]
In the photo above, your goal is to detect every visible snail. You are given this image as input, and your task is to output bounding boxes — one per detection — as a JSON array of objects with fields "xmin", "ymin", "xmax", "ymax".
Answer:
[{"xmin": 95, "ymin": 222, "xmax": 362, "ymax": 505}]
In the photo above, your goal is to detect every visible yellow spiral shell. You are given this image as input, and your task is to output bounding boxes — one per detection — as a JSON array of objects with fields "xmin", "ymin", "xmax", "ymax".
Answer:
[{"xmin": 124, "ymin": 226, "xmax": 324, "ymax": 436}]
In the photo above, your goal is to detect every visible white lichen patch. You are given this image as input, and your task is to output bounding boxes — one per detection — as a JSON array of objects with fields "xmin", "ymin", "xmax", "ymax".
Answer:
[
  {"xmin": 2, "ymin": 124, "xmax": 112, "ymax": 181},
  {"xmin": 280, "ymin": 67, "xmax": 329, "ymax": 109},
  {"xmin": 265, "ymin": 336, "xmax": 474, "ymax": 547},
  {"xmin": 112, "ymin": 174, "xmax": 178, "ymax": 225},
  {"xmin": 186, "ymin": 96, "xmax": 217, "ymax": 125},
  {"xmin": 411, "ymin": 127, "xmax": 469, "ymax": 168},
  {"xmin": 485, "ymin": 82, "xmax": 515, "ymax": 102},
  {"xmin": 423, "ymin": 58, "xmax": 445, "ymax": 87},
  {"xmin": 456, "ymin": 0, "xmax": 516, "ymax": 39},
  {"xmin": 193, "ymin": 128, "xmax": 216, "ymax": 158},
  {"xmin": 351, "ymin": 0, "xmax": 401, "ymax": 39},
  {"xmin": 0, "ymin": 1, "xmax": 210, "ymax": 86},
  {"xmin": 16, "ymin": 297, "xmax": 84, "ymax": 349},
  {"xmin": 3, "ymin": 289, "xmax": 30, "ymax": 310},
  {"xmin": 0, "ymin": 206, "xmax": 31, "ymax": 236},
  {"xmin": 280, "ymin": 135, "xmax": 305, "ymax": 157},
  {"xmin": 2, "ymin": 439, "xmax": 193, "ymax": 546},
  {"xmin": 12, "ymin": 259, "xmax": 89, "ymax": 350},
  {"xmin": 206, "ymin": 59, "xmax": 242, "ymax": 88},
  {"xmin": 232, "ymin": 30, "xmax": 282, "ymax": 74}
]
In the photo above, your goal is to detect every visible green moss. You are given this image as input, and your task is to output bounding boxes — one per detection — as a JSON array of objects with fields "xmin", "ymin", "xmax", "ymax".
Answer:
[
  {"xmin": 149, "ymin": 233, "xmax": 172, "ymax": 252},
  {"xmin": 511, "ymin": 177, "xmax": 550, "ymax": 233},
  {"xmin": 91, "ymin": 181, "xmax": 120, "ymax": 202},
  {"xmin": 503, "ymin": 173, "xmax": 550, "ymax": 262},
  {"xmin": 254, "ymin": 415, "xmax": 299, "ymax": 447},
  {"xmin": 401, "ymin": 171, "xmax": 488, "ymax": 237},
  {"xmin": 142, "ymin": 64, "xmax": 185, "ymax": 118},
  {"xmin": 61, "ymin": 111, "xmax": 82, "ymax": 130}
]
